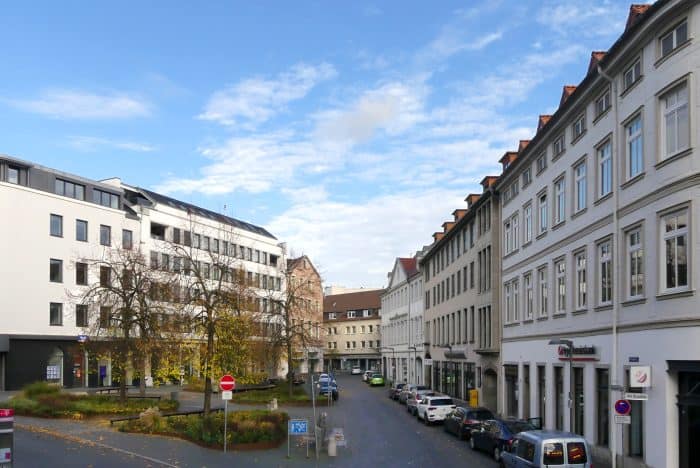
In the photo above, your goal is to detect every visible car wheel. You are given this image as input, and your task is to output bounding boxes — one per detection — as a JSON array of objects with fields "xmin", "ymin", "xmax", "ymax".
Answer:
[
  {"xmin": 493, "ymin": 447, "xmax": 501, "ymax": 462},
  {"xmin": 424, "ymin": 416, "xmax": 429, "ymax": 426},
  {"xmin": 469, "ymin": 437, "xmax": 476, "ymax": 450}
]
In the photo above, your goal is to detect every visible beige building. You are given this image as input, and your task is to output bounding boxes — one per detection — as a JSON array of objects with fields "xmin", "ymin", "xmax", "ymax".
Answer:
[
  {"xmin": 323, "ymin": 289, "xmax": 383, "ymax": 371},
  {"xmin": 287, "ymin": 255, "xmax": 324, "ymax": 374}
]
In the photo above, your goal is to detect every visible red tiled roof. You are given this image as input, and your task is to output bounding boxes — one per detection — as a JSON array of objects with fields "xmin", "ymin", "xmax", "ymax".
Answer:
[
  {"xmin": 587, "ymin": 51, "xmax": 607, "ymax": 75},
  {"xmin": 518, "ymin": 140, "xmax": 530, "ymax": 152},
  {"xmin": 433, "ymin": 232, "xmax": 445, "ymax": 241},
  {"xmin": 453, "ymin": 209, "xmax": 468, "ymax": 221},
  {"xmin": 324, "ymin": 289, "xmax": 383, "ymax": 312},
  {"xmin": 465, "ymin": 193, "xmax": 480, "ymax": 207},
  {"xmin": 399, "ymin": 258, "xmax": 418, "ymax": 277},
  {"xmin": 442, "ymin": 221, "xmax": 456, "ymax": 233},
  {"xmin": 560, "ymin": 85, "xmax": 577, "ymax": 107},
  {"xmin": 481, "ymin": 175, "xmax": 498, "ymax": 189},
  {"xmin": 499, "ymin": 151, "xmax": 518, "ymax": 164},
  {"xmin": 626, "ymin": 4, "xmax": 651, "ymax": 31},
  {"xmin": 538, "ymin": 115, "xmax": 552, "ymax": 132}
]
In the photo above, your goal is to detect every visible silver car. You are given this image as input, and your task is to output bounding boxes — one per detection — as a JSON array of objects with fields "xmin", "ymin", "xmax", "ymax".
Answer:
[
  {"xmin": 501, "ymin": 430, "xmax": 592, "ymax": 467},
  {"xmin": 406, "ymin": 389, "xmax": 437, "ymax": 415}
]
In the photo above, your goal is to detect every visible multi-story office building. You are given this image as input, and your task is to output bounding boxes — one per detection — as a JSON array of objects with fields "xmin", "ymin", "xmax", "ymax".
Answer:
[
  {"xmin": 287, "ymin": 255, "xmax": 324, "ymax": 375},
  {"xmin": 420, "ymin": 178, "xmax": 501, "ymax": 412},
  {"xmin": 323, "ymin": 289, "xmax": 383, "ymax": 371},
  {"xmin": 494, "ymin": 2, "xmax": 700, "ymax": 467},
  {"xmin": 380, "ymin": 252, "xmax": 426, "ymax": 385},
  {"xmin": 0, "ymin": 155, "xmax": 286, "ymax": 390}
]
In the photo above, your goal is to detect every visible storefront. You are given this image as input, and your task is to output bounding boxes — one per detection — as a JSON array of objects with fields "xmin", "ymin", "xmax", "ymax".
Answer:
[{"xmin": 670, "ymin": 361, "xmax": 700, "ymax": 468}]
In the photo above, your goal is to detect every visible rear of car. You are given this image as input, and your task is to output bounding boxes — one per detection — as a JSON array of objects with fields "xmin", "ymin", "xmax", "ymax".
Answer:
[
  {"xmin": 406, "ymin": 390, "xmax": 436, "ymax": 415},
  {"xmin": 363, "ymin": 370, "xmax": 373, "ymax": 382},
  {"xmin": 351, "ymin": 366, "xmax": 362, "ymax": 375},
  {"xmin": 462, "ymin": 407, "xmax": 494, "ymax": 440},
  {"xmin": 421, "ymin": 396, "xmax": 456, "ymax": 424},
  {"xmin": 501, "ymin": 431, "xmax": 592, "ymax": 468},
  {"xmin": 388, "ymin": 382, "xmax": 405, "ymax": 398},
  {"xmin": 370, "ymin": 373, "xmax": 385, "ymax": 386}
]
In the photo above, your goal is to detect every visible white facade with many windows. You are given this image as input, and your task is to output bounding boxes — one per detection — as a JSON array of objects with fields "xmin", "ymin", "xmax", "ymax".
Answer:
[{"xmin": 496, "ymin": 2, "xmax": 700, "ymax": 467}]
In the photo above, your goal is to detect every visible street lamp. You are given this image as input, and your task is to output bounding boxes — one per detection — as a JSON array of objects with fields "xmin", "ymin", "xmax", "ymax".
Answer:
[
  {"xmin": 408, "ymin": 346, "xmax": 417, "ymax": 383},
  {"xmin": 549, "ymin": 338, "xmax": 574, "ymax": 434},
  {"xmin": 380, "ymin": 347, "xmax": 396, "ymax": 383}
]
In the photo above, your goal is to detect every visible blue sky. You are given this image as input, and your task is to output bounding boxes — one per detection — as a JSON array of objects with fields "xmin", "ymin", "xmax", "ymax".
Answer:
[{"xmin": 0, "ymin": 0, "xmax": 644, "ymax": 287}]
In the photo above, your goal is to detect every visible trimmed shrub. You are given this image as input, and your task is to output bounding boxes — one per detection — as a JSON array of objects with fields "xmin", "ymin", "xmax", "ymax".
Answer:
[{"xmin": 23, "ymin": 381, "xmax": 60, "ymax": 399}]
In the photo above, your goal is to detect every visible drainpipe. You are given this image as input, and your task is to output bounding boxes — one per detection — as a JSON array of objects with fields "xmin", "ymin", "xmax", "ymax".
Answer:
[
  {"xmin": 597, "ymin": 63, "xmax": 620, "ymax": 468},
  {"xmin": 408, "ymin": 281, "xmax": 412, "ymax": 383}
]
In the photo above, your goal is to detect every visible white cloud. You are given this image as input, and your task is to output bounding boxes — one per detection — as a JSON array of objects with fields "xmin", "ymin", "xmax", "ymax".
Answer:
[
  {"xmin": 7, "ymin": 89, "xmax": 150, "ymax": 119},
  {"xmin": 67, "ymin": 136, "xmax": 156, "ymax": 153},
  {"xmin": 536, "ymin": 1, "xmax": 630, "ymax": 37},
  {"xmin": 197, "ymin": 62, "xmax": 337, "ymax": 127}
]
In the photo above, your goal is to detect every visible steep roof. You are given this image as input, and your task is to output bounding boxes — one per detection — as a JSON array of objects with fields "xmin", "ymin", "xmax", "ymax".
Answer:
[
  {"xmin": 587, "ymin": 51, "xmax": 607, "ymax": 75},
  {"xmin": 399, "ymin": 257, "xmax": 418, "ymax": 277},
  {"xmin": 560, "ymin": 85, "xmax": 577, "ymax": 106},
  {"xmin": 626, "ymin": 4, "xmax": 652, "ymax": 30},
  {"xmin": 537, "ymin": 115, "xmax": 552, "ymax": 131},
  {"xmin": 323, "ymin": 289, "xmax": 384, "ymax": 312},
  {"xmin": 287, "ymin": 255, "xmax": 322, "ymax": 279}
]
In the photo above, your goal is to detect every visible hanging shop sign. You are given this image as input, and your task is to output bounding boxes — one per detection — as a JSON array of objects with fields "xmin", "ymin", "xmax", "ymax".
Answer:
[{"xmin": 630, "ymin": 366, "xmax": 651, "ymax": 388}]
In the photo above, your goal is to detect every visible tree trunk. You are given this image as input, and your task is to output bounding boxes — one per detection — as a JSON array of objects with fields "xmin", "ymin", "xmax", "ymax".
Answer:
[
  {"xmin": 203, "ymin": 320, "xmax": 215, "ymax": 415},
  {"xmin": 287, "ymin": 336, "xmax": 294, "ymax": 397},
  {"xmin": 139, "ymin": 352, "xmax": 147, "ymax": 396}
]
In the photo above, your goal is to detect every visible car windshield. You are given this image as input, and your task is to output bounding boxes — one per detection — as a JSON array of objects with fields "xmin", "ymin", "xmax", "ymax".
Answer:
[
  {"xmin": 416, "ymin": 386, "xmax": 428, "ymax": 391},
  {"xmin": 372, "ymin": 374, "xmax": 382, "ymax": 378},
  {"xmin": 505, "ymin": 421, "xmax": 535, "ymax": 433},
  {"xmin": 430, "ymin": 398, "xmax": 454, "ymax": 405},
  {"xmin": 468, "ymin": 410, "xmax": 494, "ymax": 420}
]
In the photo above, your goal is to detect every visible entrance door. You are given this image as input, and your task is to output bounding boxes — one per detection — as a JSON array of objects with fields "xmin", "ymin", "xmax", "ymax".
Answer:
[
  {"xmin": 483, "ymin": 369, "xmax": 497, "ymax": 412},
  {"xmin": 678, "ymin": 370, "xmax": 700, "ymax": 468},
  {"xmin": 47, "ymin": 348, "xmax": 64, "ymax": 386}
]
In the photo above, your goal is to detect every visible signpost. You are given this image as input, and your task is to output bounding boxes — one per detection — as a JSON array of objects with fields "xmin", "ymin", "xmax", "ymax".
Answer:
[
  {"xmin": 219, "ymin": 375, "xmax": 236, "ymax": 453},
  {"xmin": 288, "ymin": 419, "xmax": 309, "ymax": 458},
  {"xmin": 624, "ymin": 392, "xmax": 648, "ymax": 401},
  {"xmin": 614, "ymin": 399, "xmax": 631, "ymax": 425}
]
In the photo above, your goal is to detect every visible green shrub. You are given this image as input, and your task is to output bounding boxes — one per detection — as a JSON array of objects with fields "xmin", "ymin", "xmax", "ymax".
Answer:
[{"xmin": 22, "ymin": 381, "xmax": 60, "ymax": 399}]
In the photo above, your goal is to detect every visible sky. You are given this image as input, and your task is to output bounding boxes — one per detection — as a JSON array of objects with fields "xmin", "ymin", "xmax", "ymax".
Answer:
[{"xmin": 0, "ymin": 0, "xmax": 645, "ymax": 288}]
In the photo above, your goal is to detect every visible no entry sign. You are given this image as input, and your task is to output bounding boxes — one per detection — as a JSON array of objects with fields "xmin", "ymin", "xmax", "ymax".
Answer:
[{"xmin": 219, "ymin": 374, "xmax": 236, "ymax": 392}]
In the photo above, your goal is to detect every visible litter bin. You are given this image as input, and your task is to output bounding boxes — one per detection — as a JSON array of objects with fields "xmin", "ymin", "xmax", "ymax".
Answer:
[{"xmin": 0, "ymin": 409, "xmax": 14, "ymax": 466}]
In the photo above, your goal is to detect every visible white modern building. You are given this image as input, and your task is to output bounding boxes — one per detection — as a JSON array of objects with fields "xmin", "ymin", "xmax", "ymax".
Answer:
[
  {"xmin": 0, "ymin": 155, "xmax": 286, "ymax": 390},
  {"xmin": 380, "ymin": 252, "xmax": 426, "ymax": 385},
  {"xmin": 495, "ymin": 2, "xmax": 700, "ymax": 467}
]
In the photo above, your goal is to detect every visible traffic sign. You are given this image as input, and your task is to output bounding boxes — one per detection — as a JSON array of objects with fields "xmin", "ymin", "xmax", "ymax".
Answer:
[
  {"xmin": 219, "ymin": 374, "xmax": 236, "ymax": 392},
  {"xmin": 614, "ymin": 399, "xmax": 631, "ymax": 415},
  {"xmin": 221, "ymin": 390, "xmax": 232, "ymax": 400},
  {"xmin": 289, "ymin": 419, "xmax": 308, "ymax": 434},
  {"xmin": 614, "ymin": 415, "xmax": 631, "ymax": 424},
  {"xmin": 624, "ymin": 393, "xmax": 648, "ymax": 401}
]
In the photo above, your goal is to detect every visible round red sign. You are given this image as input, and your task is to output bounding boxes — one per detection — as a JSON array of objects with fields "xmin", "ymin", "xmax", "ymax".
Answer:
[{"xmin": 219, "ymin": 374, "xmax": 236, "ymax": 391}]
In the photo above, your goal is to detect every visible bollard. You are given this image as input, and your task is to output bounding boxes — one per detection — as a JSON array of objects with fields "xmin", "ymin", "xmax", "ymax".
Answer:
[
  {"xmin": 327, "ymin": 434, "xmax": 337, "ymax": 457},
  {"xmin": 0, "ymin": 409, "xmax": 14, "ymax": 467}
]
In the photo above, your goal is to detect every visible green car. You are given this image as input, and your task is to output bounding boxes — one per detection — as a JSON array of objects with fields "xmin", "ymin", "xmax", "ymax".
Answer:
[{"xmin": 369, "ymin": 374, "xmax": 385, "ymax": 386}]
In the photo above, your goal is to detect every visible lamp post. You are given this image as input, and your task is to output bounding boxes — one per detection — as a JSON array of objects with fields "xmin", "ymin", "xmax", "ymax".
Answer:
[
  {"xmin": 549, "ymin": 338, "xmax": 574, "ymax": 433},
  {"xmin": 380, "ymin": 347, "xmax": 395, "ymax": 384},
  {"xmin": 408, "ymin": 346, "xmax": 417, "ymax": 384}
]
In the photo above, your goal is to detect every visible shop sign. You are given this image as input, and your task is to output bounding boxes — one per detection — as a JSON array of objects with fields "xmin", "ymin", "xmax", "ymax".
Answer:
[
  {"xmin": 630, "ymin": 366, "xmax": 651, "ymax": 388},
  {"xmin": 557, "ymin": 345, "xmax": 599, "ymax": 361},
  {"xmin": 424, "ymin": 359, "xmax": 433, "ymax": 366}
]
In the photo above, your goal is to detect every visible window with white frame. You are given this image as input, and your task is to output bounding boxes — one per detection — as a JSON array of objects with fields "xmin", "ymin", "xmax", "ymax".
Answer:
[
  {"xmin": 575, "ymin": 251, "xmax": 587, "ymax": 309},
  {"xmin": 574, "ymin": 161, "xmax": 587, "ymax": 212},
  {"xmin": 538, "ymin": 267, "xmax": 548, "ymax": 317},
  {"xmin": 513, "ymin": 279, "xmax": 519, "ymax": 321},
  {"xmin": 627, "ymin": 227, "xmax": 644, "ymax": 299},
  {"xmin": 595, "ymin": 90, "xmax": 611, "ymax": 119},
  {"xmin": 598, "ymin": 240, "xmax": 613, "ymax": 305},
  {"xmin": 555, "ymin": 259, "xmax": 566, "ymax": 313},
  {"xmin": 538, "ymin": 193, "xmax": 548, "ymax": 234},
  {"xmin": 504, "ymin": 218, "xmax": 513, "ymax": 255},
  {"xmin": 626, "ymin": 114, "xmax": 643, "ymax": 178},
  {"xmin": 660, "ymin": 20, "xmax": 688, "ymax": 57},
  {"xmin": 513, "ymin": 215, "xmax": 519, "ymax": 251},
  {"xmin": 554, "ymin": 177, "xmax": 566, "ymax": 224},
  {"xmin": 572, "ymin": 114, "xmax": 586, "ymax": 141},
  {"xmin": 524, "ymin": 203, "xmax": 533, "ymax": 243},
  {"xmin": 553, "ymin": 134, "xmax": 565, "ymax": 157},
  {"xmin": 623, "ymin": 58, "xmax": 641, "ymax": 91},
  {"xmin": 347, "ymin": 310, "xmax": 356, "ymax": 318},
  {"xmin": 524, "ymin": 273, "xmax": 533, "ymax": 320},
  {"xmin": 537, "ymin": 153, "xmax": 547, "ymax": 173},
  {"xmin": 505, "ymin": 282, "xmax": 512, "ymax": 323},
  {"xmin": 598, "ymin": 140, "xmax": 612, "ymax": 197},
  {"xmin": 662, "ymin": 82, "xmax": 689, "ymax": 158},
  {"xmin": 662, "ymin": 209, "xmax": 688, "ymax": 291},
  {"xmin": 522, "ymin": 167, "xmax": 532, "ymax": 187}
]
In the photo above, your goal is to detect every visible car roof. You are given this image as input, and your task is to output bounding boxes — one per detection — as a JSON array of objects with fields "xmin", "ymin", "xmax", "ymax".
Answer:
[{"xmin": 517, "ymin": 430, "xmax": 588, "ymax": 442}]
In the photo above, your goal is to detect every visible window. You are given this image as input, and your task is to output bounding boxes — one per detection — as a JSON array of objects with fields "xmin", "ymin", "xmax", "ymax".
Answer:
[
  {"xmin": 662, "ymin": 82, "xmax": 689, "ymax": 158},
  {"xmin": 536, "ymin": 153, "xmax": 547, "ymax": 173},
  {"xmin": 172, "ymin": 228, "xmax": 181, "ymax": 244},
  {"xmin": 524, "ymin": 203, "xmax": 532, "ymax": 243},
  {"xmin": 626, "ymin": 114, "xmax": 643, "ymax": 178},
  {"xmin": 597, "ymin": 368, "xmax": 610, "ymax": 446},
  {"xmin": 55, "ymin": 179, "xmax": 85, "ymax": 200},
  {"xmin": 76, "ymin": 262, "xmax": 88, "ymax": 285},
  {"xmin": 99, "ymin": 306, "xmax": 112, "ymax": 328},
  {"xmin": 555, "ymin": 259, "xmax": 566, "ymax": 313},
  {"xmin": 575, "ymin": 252, "xmax": 587, "ymax": 309},
  {"xmin": 76, "ymin": 304, "xmax": 88, "ymax": 327},
  {"xmin": 623, "ymin": 58, "xmax": 641, "ymax": 91},
  {"xmin": 660, "ymin": 20, "xmax": 688, "ymax": 57},
  {"xmin": 92, "ymin": 188, "xmax": 119, "ymax": 209},
  {"xmin": 122, "ymin": 229, "xmax": 133, "ymax": 250},
  {"xmin": 572, "ymin": 114, "xmax": 586, "ymax": 141},
  {"xmin": 347, "ymin": 311, "xmax": 356, "ymax": 318},
  {"xmin": 598, "ymin": 140, "xmax": 612, "ymax": 197},
  {"xmin": 193, "ymin": 233, "xmax": 201, "ymax": 249},
  {"xmin": 49, "ymin": 259, "xmax": 63, "ymax": 283},
  {"xmin": 50, "ymin": 214, "xmax": 63, "ymax": 237},
  {"xmin": 202, "ymin": 236, "xmax": 210, "ymax": 251},
  {"xmin": 524, "ymin": 273, "xmax": 533, "ymax": 320},
  {"xmin": 554, "ymin": 177, "xmax": 565, "ymax": 224},
  {"xmin": 522, "ymin": 167, "xmax": 532, "ymax": 187},
  {"xmin": 599, "ymin": 240, "xmax": 613, "ymax": 305},
  {"xmin": 213, "ymin": 239, "xmax": 220, "ymax": 254},
  {"xmin": 100, "ymin": 266, "xmax": 111, "ymax": 287},
  {"xmin": 574, "ymin": 161, "xmax": 587, "ymax": 212},
  {"xmin": 543, "ymin": 443, "xmax": 565, "ymax": 465},
  {"xmin": 538, "ymin": 267, "xmax": 548, "ymax": 317},
  {"xmin": 7, "ymin": 166, "xmax": 19, "ymax": 184},
  {"xmin": 627, "ymin": 228, "xmax": 644, "ymax": 298},
  {"xmin": 538, "ymin": 193, "xmax": 548, "ymax": 234},
  {"xmin": 76, "ymin": 220, "xmax": 88, "ymax": 242},
  {"xmin": 513, "ymin": 279, "xmax": 519, "ymax": 321},
  {"xmin": 100, "ymin": 225, "xmax": 111, "ymax": 246},
  {"xmin": 553, "ymin": 134, "xmax": 565, "ymax": 157},
  {"xmin": 49, "ymin": 303, "xmax": 63, "ymax": 326},
  {"xmin": 594, "ymin": 90, "xmax": 611, "ymax": 119},
  {"xmin": 504, "ymin": 219, "xmax": 512, "ymax": 255},
  {"xmin": 662, "ymin": 210, "xmax": 688, "ymax": 291},
  {"xmin": 505, "ymin": 282, "xmax": 512, "ymax": 323}
]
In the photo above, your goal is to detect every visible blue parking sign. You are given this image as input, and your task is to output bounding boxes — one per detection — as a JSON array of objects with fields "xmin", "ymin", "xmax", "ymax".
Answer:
[{"xmin": 289, "ymin": 419, "xmax": 308, "ymax": 434}]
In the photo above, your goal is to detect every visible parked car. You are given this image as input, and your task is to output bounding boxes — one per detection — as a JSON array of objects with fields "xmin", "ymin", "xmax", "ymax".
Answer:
[
  {"xmin": 501, "ymin": 430, "xmax": 592, "ymax": 468},
  {"xmin": 363, "ymin": 370, "xmax": 374, "ymax": 382},
  {"xmin": 318, "ymin": 373, "xmax": 336, "ymax": 384},
  {"xmin": 415, "ymin": 395, "xmax": 456, "ymax": 425},
  {"xmin": 351, "ymin": 366, "xmax": 362, "ymax": 375},
  {"xmin": 399, "ymin": 384, "xmax": 428, "ymax": 404},
  {"xmin": 318, "ymin": 381, "xmax": 339, "ymax": 400},
  {"xmin": 369, "ymin": 373, "xmax": 385, "ymax": 386},
  {"xmin": 443, "ymin": 406, "xmax": 494, "ymax": 440},
  {"xmin": 406, "ymin": 389, "xmax": 436, "ymax": 415},
  {"xmin": 388, "ymin": 382, "xmax": 406, "ymax": 399},
  {"xmin": 469, "ymin": 418, "xmax": 536, "ymax": 462}
]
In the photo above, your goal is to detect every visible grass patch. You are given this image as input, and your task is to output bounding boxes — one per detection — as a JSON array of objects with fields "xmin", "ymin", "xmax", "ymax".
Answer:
[
  {"xmin": 232, "ymin": 383, "xmax": 311, "ymax": 405},
  {"xmin": 7, "ymin": 382, "xmax": 178, "ymax": 418},
  {"xmin": 119, "ymin": 409, "xmax": 289, "ymax": 448}
]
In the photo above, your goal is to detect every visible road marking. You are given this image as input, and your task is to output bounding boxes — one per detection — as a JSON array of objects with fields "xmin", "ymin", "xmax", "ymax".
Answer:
[{"xmin": 16, "ymin": 423, "xmax": 179, "ymax": 467}]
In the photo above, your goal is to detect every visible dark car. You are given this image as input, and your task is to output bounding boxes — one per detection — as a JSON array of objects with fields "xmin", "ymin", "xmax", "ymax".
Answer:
[
  {"xmin": 469, "ymin": 418, "xmax": 536, "ymax": 462},
  {"xmin": 388, "ymin": 382, "xmax": 406, "ymax": 400},
  {"xmin": 443, "ymin": 406, "xmax": 494, "ymax": 440},
  {"xmin": 318, "ymin": 381, "xmax": 339, "ymax": 400}
]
